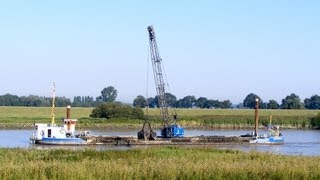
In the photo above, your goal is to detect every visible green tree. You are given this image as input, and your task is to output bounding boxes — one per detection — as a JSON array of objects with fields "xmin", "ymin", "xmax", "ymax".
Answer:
[
  {"xmin": 164, "ymin": 93, "xmax": 177, "ymax": 107},
  {"xmin": 204, "ymin": 99, "xmax": 215, "ymax": 109},
  {"xmin": 179, "ymin": 95, "xmax": 196, "ymax": 108},
  {"xmin": 90, "ymin": 102, "xmax": 144, "ymax": 119},
  {"xmin": 55, "ymin": 96, "xmax": 72, "ymax": 107},
  {"xmin": 133, "ymin": 95, "xmax": 146, "ymax": 108},
  {"xmin": 267, "ymin": 99, "xmax": 279, "ymax": 109},
  {"xmin": 97, "ymin": 86, "xmax": 117, "ymax": 103},
  {"xmin": 73, "ymin": 96, "xmax": 82, "ymax": 107},
  {"xmin": 281, "ymin": 93, "xmax": 303, "ymax": 109},
  {"xmin": 220, "ymin": 100, "xmax": 232, "ymax": 109},
  {"xmin": 261, "ymin": 102, "xmax": 268, "ymax": 109},
  {"xmin": 243, "ymin": 93, "xmax": 262, "ymax": 109},
  {"xmin": 175, "ymin": 99, "xmax": 183, "ymax": 108},
  {"xmin": 154, "ymin": 93, "xmax": 177, "ymax": 108},
  {"xmin": 211, "ymin": 100, "xmax": 221, "ymax": 109},
  {"xmin": 20, "ymin": 95, "xmax": 40, "ymax": 106},
  {"xmin": 0, "ymin": 94, "xmax": 21, "ymax": 106},
  {"xmin": 84, "ymin": 96, "xmax": 94, "ymax": 107},
  {"xmin": 147, "ymin": 97, "xmax": 156, "ymax": 108},
  {"xmin": 195, "ymin": 97, "xmax": 208, "ymax": 108},
  {"xmin": 304, "ymin": 95, "xmax": 320, "ymax": 109}
]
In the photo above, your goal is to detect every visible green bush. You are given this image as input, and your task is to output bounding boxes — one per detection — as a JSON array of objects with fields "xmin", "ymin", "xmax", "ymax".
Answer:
[
  {"xmin": 311, "ymin": 112, "xmax": 320, "ymax": 128},
  {"xmin": 89, "ymin": 102, "xmax": 144, "ymax": 120}
]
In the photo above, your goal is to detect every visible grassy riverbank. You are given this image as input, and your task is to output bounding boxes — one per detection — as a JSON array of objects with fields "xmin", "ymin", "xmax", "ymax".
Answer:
[
  {"xmin": 0, "ymin": 147, "xmax": 319, "ymax": 179},
  {"xmin": 0, "ymin": 106, "xmax": 319, "ymax": 129}
]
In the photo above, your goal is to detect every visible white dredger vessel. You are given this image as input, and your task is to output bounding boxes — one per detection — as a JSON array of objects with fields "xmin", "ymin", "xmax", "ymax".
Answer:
[{"xmin": 30, "ymin": 83, "xmax": 89, "ymax": 145}]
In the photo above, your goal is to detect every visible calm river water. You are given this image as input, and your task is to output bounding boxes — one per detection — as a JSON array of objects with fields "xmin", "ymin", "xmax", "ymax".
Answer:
[{"xmin": 1, "ymin": 128, "xmax": 320, "ymax": 156}]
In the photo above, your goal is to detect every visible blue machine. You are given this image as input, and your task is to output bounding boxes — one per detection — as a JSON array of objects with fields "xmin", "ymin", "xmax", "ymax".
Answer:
[{"xmin": 161, "ymin": 125, "xmax": 184, "ymax": 138}]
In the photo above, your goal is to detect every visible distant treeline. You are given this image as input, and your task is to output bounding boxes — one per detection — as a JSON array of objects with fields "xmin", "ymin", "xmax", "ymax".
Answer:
[
  {"xmin": 133, "ymin": 94, "xmax": 232, "ymax": 109},
  {"xmin": 2, "ymin": 85, "xmax": 320, "ymax": 110},
  {"xmin": 133, "ymin": 92, "xmax": 320, "ymax": 110},
  {"xmin": 0, "ymin": 94, "xmax": 100, "ymax": 107},
  {"xmin": 0, "ymin": 86, "xmax": 116, "ymax": 107},
  {"xmin": 0, "ymin": 94, "xmax": 71, "ymax": 107}
]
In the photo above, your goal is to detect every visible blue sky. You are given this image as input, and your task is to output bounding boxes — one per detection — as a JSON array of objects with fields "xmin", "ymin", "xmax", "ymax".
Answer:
[{"xmin": 0, "ymin": 1, "xmax": 319, "ymax": 104}]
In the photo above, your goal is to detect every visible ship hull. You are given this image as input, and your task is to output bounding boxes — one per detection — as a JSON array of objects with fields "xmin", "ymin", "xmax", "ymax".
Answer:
[
  {"xmin": 250, "ymin": 136, "xmax": 284, "ymax": 144},
  {"xmin": 34, "ymin": 137, "xmax": 87, "ymax": 145}
]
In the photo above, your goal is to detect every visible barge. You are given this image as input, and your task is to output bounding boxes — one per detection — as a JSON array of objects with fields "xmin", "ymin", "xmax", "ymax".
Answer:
[
  {"xmin": 32, "ymin": 134, "xmax": 254, "ymax": 146},
  {"xmin": 79, "ymin": 135, "xmax": 254, "ymax": 146}
]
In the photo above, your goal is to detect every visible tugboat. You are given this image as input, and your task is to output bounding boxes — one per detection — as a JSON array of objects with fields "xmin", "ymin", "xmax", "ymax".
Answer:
[
  {"xmin": 247, "ymin": 98, "xmax": 284, "ymax": 144},
  {"xmin": 30, "ymin": 82, "xmax": 89, "ymax": 145},
  {"xmin": 250, "ymin": 125, "xmax": 284, "ymax": 144}
]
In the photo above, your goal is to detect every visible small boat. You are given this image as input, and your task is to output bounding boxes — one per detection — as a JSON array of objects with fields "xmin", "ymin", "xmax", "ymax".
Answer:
[
  {"xmin": 250, "ymin": 125, "xmax": 284, "ymax": 144},
  {"xmin": 30, "ymin": 83, "xmax": 89, "ymax": 145},
  {"xmin": 248, "ymin": 104, "xmax": 285, "ymax": 144},
  {"xmin": 31, "ymin": 118, "xmax": 90, "ymax": 145}
]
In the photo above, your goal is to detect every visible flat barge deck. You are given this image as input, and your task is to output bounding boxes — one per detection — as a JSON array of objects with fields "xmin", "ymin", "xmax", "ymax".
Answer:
[{"xmin": 34, "ymin": 135, "xmax": 255, "ymax": 146}]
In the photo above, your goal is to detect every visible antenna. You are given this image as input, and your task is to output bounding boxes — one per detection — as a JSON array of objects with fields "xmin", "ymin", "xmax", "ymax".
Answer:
[{"xmin": 51, "ymin": 82, "xmax": 56, "ymax": 125}]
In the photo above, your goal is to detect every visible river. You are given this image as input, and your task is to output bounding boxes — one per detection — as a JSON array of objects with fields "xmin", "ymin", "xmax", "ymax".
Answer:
[{"xmin": 1, "ymin": 128, "xmax": 320, "ymax": 156}]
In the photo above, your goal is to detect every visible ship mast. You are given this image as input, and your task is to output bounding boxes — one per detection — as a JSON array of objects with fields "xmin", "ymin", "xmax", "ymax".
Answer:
[{"xmin": 51, "ymin": 82, "xmax": 56, "ymax": 125}]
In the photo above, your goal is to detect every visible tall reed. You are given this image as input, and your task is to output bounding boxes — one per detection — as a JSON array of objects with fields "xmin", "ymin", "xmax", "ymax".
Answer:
[{"xmin": 0, "ymin": 147, "xmax": 319, "ymax": 179}]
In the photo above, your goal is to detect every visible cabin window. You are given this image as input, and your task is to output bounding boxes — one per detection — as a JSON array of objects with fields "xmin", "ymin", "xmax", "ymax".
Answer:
[{"xmin": 48, "ymin": 129, "xmax": 52, "ymax": 138}]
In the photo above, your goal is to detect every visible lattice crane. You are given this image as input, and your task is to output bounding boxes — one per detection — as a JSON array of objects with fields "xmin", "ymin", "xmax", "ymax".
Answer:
[{"xmin": 137, "ymin": 26, "xmax": 184, "ymax": 139}]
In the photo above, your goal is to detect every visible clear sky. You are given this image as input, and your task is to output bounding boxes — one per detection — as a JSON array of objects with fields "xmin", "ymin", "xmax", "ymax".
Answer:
[{"xmin": 0, "ymin": 1, "xmax": 319, "ymax": 104}]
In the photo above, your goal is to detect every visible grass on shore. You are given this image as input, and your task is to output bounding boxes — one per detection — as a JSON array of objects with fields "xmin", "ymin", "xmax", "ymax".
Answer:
[
  {"xmin": 0, "ymin": 147, "xmax": 319, "ymax": 179},
  {"xmin": 0, "ymin": 106, "xmax": 319, "ymax": 129}
]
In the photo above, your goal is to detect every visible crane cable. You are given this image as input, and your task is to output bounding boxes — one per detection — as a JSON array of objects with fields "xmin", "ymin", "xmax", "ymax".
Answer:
[{"xmin": 145, "ymin": 43, "xmax": 150, "ymax": 122}]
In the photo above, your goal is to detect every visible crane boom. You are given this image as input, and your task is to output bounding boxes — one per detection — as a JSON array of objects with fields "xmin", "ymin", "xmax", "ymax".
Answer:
[
  {"xmin": 147, "ymin": 26, "xmax": 184, "ymax": 138},
  {"xmin": 147, "ymin": 26, "xmax": 170, "ymax": 127}
]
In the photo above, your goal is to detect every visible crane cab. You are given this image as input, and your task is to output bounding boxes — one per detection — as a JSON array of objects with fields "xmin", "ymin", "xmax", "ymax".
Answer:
[{"xmin": 161, "ymin": 124, "xmax": 184, "ymax": 138}]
